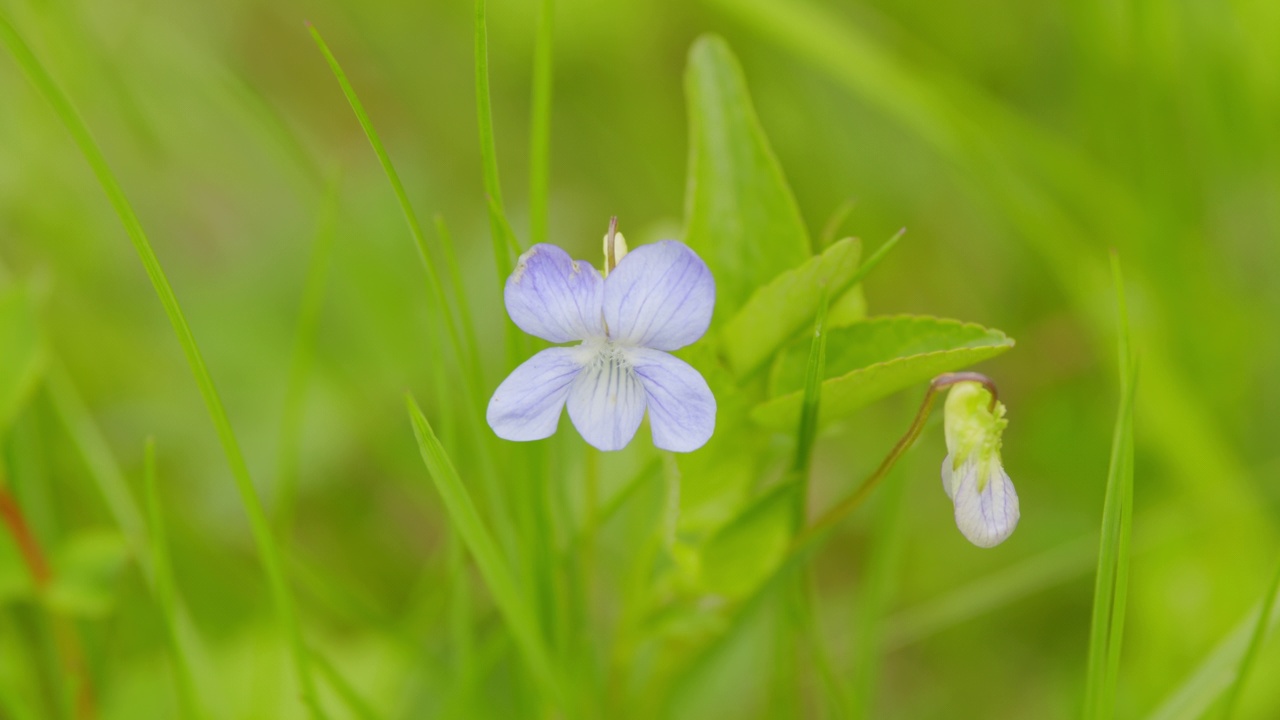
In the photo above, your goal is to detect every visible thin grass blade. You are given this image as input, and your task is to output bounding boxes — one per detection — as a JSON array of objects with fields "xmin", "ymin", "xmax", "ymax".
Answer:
[
  {"xmin": 310, "ymin": 651, "xmax": 382, "ymax": 720},
  {"xmin": 1083, "ymin": 254, "xmax": 1138, "ymax": 719},
  {"xmin": 142, "ymin": 439, "xmax": 205, "ymax": 720},
  {"xmin": 1147, "ymin": 575, "xmax": 1280, "ymax": 720},
  {"xmin": 306, "ymin": 24, "xmax": 474, "ymax": 389},
  {"xmin": 1220, "ymin": 554, "xmax": 1280, "ymax": 719},
  {"xmin": 405, "ymin": 395, "xmax": 565, "ymax": 711},
  {"xmin": 528, "ymin": 0, "xmax": 554, "ymax": 247},
  {"xmin": 474, "ymin": 0, "xmax": 516, "ymax": 286}
]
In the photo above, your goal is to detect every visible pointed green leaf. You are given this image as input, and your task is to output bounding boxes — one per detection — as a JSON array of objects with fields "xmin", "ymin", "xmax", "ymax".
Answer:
[
  {"xmin": 683, "ymin": 34, "xmax": 810, "ymax": 318},
  {"xmin": 721, "ymin": 238, "xmax": 860, "ymax": 378},
  {"xmin": 720, "ymin": 230, "xmax": 902, "ymax": 378},
  {"xmin": 752, "ymin": 316, "xmax": 1013, "ymax": 429},
  {"xmin": 405, "ymin": 396, "xmax": 564, "ymax": 708}
]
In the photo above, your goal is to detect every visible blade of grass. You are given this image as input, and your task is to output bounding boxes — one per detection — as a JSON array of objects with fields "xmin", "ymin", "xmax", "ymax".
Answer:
[
  {"xmin": 792, "ymin": 290, "xmax": 829, "ymax": 507},
  {"xmin": 432, "ymin": 215, "xmax": 483, "ymax": 379},
  {"xmin": 276, "ymin": 171, "xmax": 341, "ymax": 536},
  {"xmin": 786, "ymin": 292, "xmax": 846, "ymax": 717},
  {"xmin": 306, "ymin": 24, "xmax": 476, "ymax": 397},
  {"xmin": 0, "ymin": 17, "xmax": 328, "ymax": 719},
  {"xmin": 474, "ymin": 0, "xmax": 515, "ymax": 286},
  {"xmin": 818, "ymin": 198, "xmax": 857, "ymax": 251},
  {"xmin": 528, "ymin": 0, "xmax": 554, "ymax": 247},
  {"xmin": 472, "ymin": 4, "xmax": 553, "ymax": 671},
  {"xmin": 1083, "ymin": 253, "xmax": 1138, "ymax": 720},
  {"xmin": 141, "ymin": 438, "xmax": 205, "ymax": 720},
  {"xmin": 405, "ymin": 395, "xmax": 566, "ymax": 712},
  {"xmin": 310, "ymin": 651, "xmax": 381, "ymax": 720},
  {"xmin": 308, "ymin": 24, "xmax": 522, "ymax": 567},
  {"xmin": 1220, "ymin": 554, "xmax": 1280, "ymax": 719},
  {"xmin": 1146, "ymin": 573, "xmax": 1280, "ymax": 720}
]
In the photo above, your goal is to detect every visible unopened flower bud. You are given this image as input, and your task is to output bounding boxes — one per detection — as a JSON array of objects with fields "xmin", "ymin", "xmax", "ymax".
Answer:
[{"xmin": 941, "ymin": 381, "xmax": 1019, "ymax": 548}]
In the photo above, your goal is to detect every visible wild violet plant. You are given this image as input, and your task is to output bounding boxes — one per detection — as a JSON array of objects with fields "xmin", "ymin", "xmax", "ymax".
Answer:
[{"xmin": 0, "ymin": 6, "xmax": 1095, "ymax": 719}]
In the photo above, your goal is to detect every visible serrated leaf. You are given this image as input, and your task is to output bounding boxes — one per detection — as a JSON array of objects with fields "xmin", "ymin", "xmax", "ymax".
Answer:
[
  {"xmin": 0, "ymin": 286, "xmax": 44, "ymax": 433},
  {"xmin": 752, "ymin": 316, "xmax": 1013, "ymax": 430},
  {"xmin": 721, "ymin": 238, "xmax": 862, "ymax": 378},
  {"xmin": 683, "ymin": 34, "xmax": 810, "ymax": 319}
]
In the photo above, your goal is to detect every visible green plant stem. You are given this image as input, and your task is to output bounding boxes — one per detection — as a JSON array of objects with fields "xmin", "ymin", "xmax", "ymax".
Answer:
[
  {"xmin": 475, "ymin": 0, "xmax": 515, "ymax": 287},
  {"xmin": 528, "ymin": 0, "xmax": 555, "ymax": 247},
  {"xmin": 0, "ymin": 17, "xmax": 328, "ymax": 719},
  {"xmin": 142, "ymin": 439, "xmax": 205, "ymax": 720},
  {"xmin": 794, "ymin": 372, "xmax": 988, "ymax": 552}
]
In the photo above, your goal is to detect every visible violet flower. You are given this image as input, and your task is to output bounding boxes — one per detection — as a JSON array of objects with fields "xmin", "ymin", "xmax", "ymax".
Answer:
[{"xmin": 487, "ymin": 234, "xmax": 716, "ymax": 452}]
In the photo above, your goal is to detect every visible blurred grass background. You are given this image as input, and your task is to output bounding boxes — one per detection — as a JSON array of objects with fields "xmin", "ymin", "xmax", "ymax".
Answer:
[{"xmin": 1, "ymin": 0, "xmax": 1279, "ymax": 718}]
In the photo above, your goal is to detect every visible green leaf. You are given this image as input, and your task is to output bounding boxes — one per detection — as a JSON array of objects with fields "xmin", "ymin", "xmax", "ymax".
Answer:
[
  {"xmin": 683, "ymin": 34, "xmax": 810, "ymax": 318},
  {"xmin": 752, "ymin": 316, "xmax": 1014, "ymax": 430},
  {"xmin": 0, "ymin": 285, "xmax": 44, "ymax": 434},
  {"xmin": 720, "ymin": 238, "xmax": 859, "ymax": 378},
  {"xmin": 721, "ymin": 231, "xmax": 903, "ymax": 378}
]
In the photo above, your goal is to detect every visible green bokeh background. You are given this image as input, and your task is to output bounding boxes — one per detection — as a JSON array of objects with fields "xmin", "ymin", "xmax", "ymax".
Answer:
[{"xmin": 2, "ymin": 0, "xmax": 1279, "ymax": 717}]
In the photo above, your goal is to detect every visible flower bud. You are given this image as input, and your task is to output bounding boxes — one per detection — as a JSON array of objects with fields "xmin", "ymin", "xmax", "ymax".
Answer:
[
  {"xmin": 941, "ymin": 381, "xmax": 1019, "ymax": 548},
  {"xmin": 603, "ymin": 220, "xmax": 629, "ymax": 276}
]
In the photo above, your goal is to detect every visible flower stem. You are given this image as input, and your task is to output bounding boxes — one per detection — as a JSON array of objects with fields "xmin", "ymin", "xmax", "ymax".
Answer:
[{"xmin": 795, "ymin": 372, "xmax": 992, "ymax": 552}]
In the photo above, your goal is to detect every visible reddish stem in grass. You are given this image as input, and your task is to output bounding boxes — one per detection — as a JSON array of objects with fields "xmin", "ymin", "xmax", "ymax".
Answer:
[
  {"xmin": 0, "ymin": 485, "xmax": 52, "ymax": 587},
  {"xmin": 0, "ymin": 482, "xmax": 97, "ymax": 719}
]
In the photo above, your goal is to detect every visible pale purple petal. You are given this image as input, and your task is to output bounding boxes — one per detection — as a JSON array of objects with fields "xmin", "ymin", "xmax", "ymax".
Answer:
[
  {"xmin": 505, "ymin": 244, "xmax": 605, "ymax": 343},
  {"xmin": 941, "ymin": 453, "xmax": 958, "ymax": 499},
  {"xmin": 603, "ymin": 240, "xmax": 714, "ymax": 351},
  {"xmin": 487, "ymin": 348, "xmax": 584, "ymax": 441},
  {"xmin": 629, "ymin": 348, "xmax": 716, "ymax": 452},
  {"xmin": 566, "ymin": 348, "xmax": 647, "ymax": 451},
  {"xmin": 949, "ymin": 456, "xmax": 1020, "ymax": 548}
]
